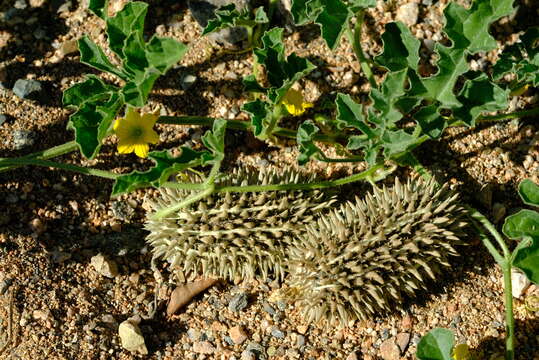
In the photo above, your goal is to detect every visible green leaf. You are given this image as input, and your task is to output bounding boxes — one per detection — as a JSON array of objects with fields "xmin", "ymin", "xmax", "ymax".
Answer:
[
  {"xmin": 202, "ymin": 4, "xmax": 268, "ymax": 36},
  {"xmin": 492, "ymin": 27, "xmax": 539, "ymax": 86},
  {"xmin": 519, "ymin": 179, "xmax": 539, "ymax": 207},
  {"xmin": 145, "ymin": 36, "xmax": 188, "ymax": 74},
  {"xmin": 414, "ymin": 104, "xmax": 446, "ymax": 139},
  {"xmin": 242, "ymin": 99, "xmax": 271, "ymax": 137},
  {"xmin": 512, "ymin": 235, "xmax": 539, "ymax": 284},
  {"xmin": 111, "ymin": 147, "xmax": 212, "ymax": 196},
  {"xmin": 77, "ymin": 36, "xmax": 129, "ymax": 80},
  {"xmin": 88, "ymin": 0, "xmax": 108, "ymax": 19},
  {"xmin": 242, "ymin": 74, "xmax": 266, "ymax": 93},
  {"xmin": 335, "ymin": 93, "xmax": 374, "ymax": 137},
  {"xmin": 503, "ymin": 209, "xmax": 539, "ymax": 240},
  {"xmin": 369, "ymin": 69, "xmax": 407, "ymax": 127},
  {"xmin": 122, "ymin": 30, "xmax": 148, "ymax": 78},
  {"xmin": 201, "ymin": 119, "xmax": 227, "ymax": 163},
  {"xmin": 121, "ymin": 70, "xmax": 161, "ymax": 107},
  {"xmin": 106, "ymin": 1, "xmax": 148, "ymax": 59},
  {"xmin": 254, "ymin": 28, "xmax": 316, "ymax": 103},
  {"xmin": 375, "ymin": 22, "xmax": 420, "ymax": 72},
  {"xmin": 381, "ymin": 129, "xmax": 417, "ymax": 157},
  {"xmin": 297, "ymin": 120, "xmax": 322, "ymax": 165},
  {"xmin": 67, "ymin": 92, "xmax": 123, "ymax": 159},
  {"xmin": 63, "ymin": 75, "xmax": 117, "ymax": 108},
  {"xmin": 313, "ymin": 0, "xmax": 349, "ymax": 50},
  {"xmin": 453, "ymin": 72, "xmax": 509, "ymax": 126},
  {"xmin": 416, "ymin": 328, "xmax": 455, "ymax": 360},
  {"xmin": 347, "ymin": 0, "xmax": 376, "ymax": 12},
  {"xmin": 290, "ymin": 0, "xmax": 317, "ymax": 26}
]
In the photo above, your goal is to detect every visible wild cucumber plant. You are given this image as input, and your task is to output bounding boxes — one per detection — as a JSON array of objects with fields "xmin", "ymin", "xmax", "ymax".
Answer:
[{"xmin": 0, "ymin": 0, "xmax": 538, "ymax": 358}]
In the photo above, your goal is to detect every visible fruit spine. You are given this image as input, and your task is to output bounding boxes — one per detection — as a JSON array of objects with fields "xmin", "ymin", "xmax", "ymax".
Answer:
[
  {"xmin": 145, "ymin": 166, "xmax": 336, "ymax": 281},
  {"xmin": 285, "ymin": 177, "xmax": 468, "ymax": 326}
]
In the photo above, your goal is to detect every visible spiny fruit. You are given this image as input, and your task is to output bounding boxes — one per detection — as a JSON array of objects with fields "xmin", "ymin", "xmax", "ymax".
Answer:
[
  {"xmin": 285, "ymin": 177, "xmax": 469, "ymax": 327},
  {"xmin": 145, "ymin": 166, "xmax": 336, "ymax": 282}
]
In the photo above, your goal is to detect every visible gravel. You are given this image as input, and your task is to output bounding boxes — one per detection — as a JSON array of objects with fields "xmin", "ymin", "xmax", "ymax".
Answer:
[{"xmin": 0, "ymin": 0, "xmax": 538, "ymax": 359}]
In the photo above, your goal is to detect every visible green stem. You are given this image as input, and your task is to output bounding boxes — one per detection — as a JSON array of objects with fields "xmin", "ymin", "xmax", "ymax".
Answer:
[
  {"xmin": 448, "ymin": 106, "xmax": 539, "ymax": 127},
  {"xmin": 0, "ymin": 140, "xmax": 78, "ymax": 173},
  {"xmin": 346, "ymin": 9, "xmax": 377, "ymax": 88},
  {"xmin": 157, "ymin": 116, "xmax": 341, "ymax": 143},
  {"xmin": 148, "ymin": 185, "xmax": 215, "ymax": 220},
  {"xmin": 0, "ymin": 158, "xmax": 119, "ymax": 180},
  {"xmin": 465, "ymin": 205, "xmax": 514, "ymax": 360}
]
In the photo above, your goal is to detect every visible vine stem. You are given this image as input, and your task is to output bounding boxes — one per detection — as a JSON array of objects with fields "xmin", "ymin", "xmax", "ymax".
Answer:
[
  {"xmin": 346, "ymin": 9, "xmax": 377, "ymax": 89},
  {"xmin": 448, "ymin": 106, "xmax": 539, "ymax": 127},
  {"xmin": 148, "ymin": 185, "xmax": 215, "ymax": 221},
  {"xmin": 466, "ymin": 205, "xmax": 514, "ymax": 360},
  {"xmin": 0, "ymin": 140, "xmax": 78, "ymax": 173},
  {"xmin": 0, "ymin": 158, "xmax": 119, "ymax": 180}
]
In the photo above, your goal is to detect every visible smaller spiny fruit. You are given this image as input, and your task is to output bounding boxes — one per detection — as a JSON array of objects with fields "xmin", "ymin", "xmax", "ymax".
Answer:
[
  {"xmin": 145, "ymin": 166, "xmax": 336, "ymax": 282},
  {"xmin": 285, "ymin": 177, "xmax": 469, "ymax": 327}
]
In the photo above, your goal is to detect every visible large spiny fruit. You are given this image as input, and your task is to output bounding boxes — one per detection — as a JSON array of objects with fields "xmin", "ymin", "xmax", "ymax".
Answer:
[
  {"xmin": 145, "ymin": 166, "xmax": 336, "ymax": 282},
  {"xmin": 285, "ymin": 177, "xmax": 468, "ymax": 327}
]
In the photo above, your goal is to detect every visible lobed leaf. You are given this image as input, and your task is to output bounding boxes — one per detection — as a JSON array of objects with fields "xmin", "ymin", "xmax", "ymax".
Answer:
[
  {"xmin": 512, "ymin": 234, "xmax": 539, "ymax": 284},
  {"xmin": 201, "ymin": 119, "xmax": 227, "ymax": 163},
  {"xmin": 106, "ymin": 1, "xmax": 148, "ymax": 59},
  {"xmin": 503, "ymin": 209, "xmax": 539, "ymax": 240},
  {"xmin": 242, "ymin": 99, "xmax": 271, "ymax": 137},
  {"xmin": 78, "ymin": 36, "xmax": 129, "ymax": 80},
  {"xmin": 492, "ymin": 27, "xmax": 539, "ymax": 86},
  {"xmin": 145, "ymin": 36, "xmax": 188, "ymax": 74},
  {"xmin": 416, "ymin": 328, "xmax": 454, "ymax": 360},
  {"xmin": 375, "ymin": 22, "xmax": 420, "ymax": 72},
  {"xmin": 63, "ymin": 76, "xmax": 123, "ymax": 159},
  {"xmin": 202, "ymin": 4, "xmax": 268, "ymax": 36},
  {"xmin": 297, "ymin": 120, "xmax": 322, "ymax": 165},
  {"xmin": 88, "ymin": 0, "xmax": 108, "ymax": 19},
  {"xmin": 519, "ymin": 179, "xmax": 539, "ymax": 207},
  {"xmin": 111, "ymin": 147, "xmax": 212, "ymax": 196}
]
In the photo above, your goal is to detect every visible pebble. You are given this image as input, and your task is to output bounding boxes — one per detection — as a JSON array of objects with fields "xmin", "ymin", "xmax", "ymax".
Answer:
[
  {"xmin": 14, "ymin": 0, "xmax": 27, "ymax": 9},
  {"xmin": 395, "ymin": 3, "xmax": 419, "ymax": 26},
  {"xmin": 229, "ymin": 325, "xmax": 248, "ymax": 344},
  {"xmin": 228, "ymin": 292, "xmax": 248, "ymax": 312},
  {"xmin": 379, "ymin": 338, "xmax": 400, "ymax": 360},
  {"xmin": 110, "ymin": 201, "xmax": 134, "ymax": 221},
  {"xmin": 0, "ymin": 114, "xmax": 6, "ymax": 125},
  {"xmin": 241, "ymin": 350, "xmax": 256, "ymax": 360},
  {"xmin": 12, "ymin": 130, "xmax": 35, "ymax": 150},
  {"xmin": 296, "ymin": 334, "xmax": 305, "ymax": 347},
  {"xmin": 58, "ymin": 39, "xmax": 79, "ymax": 57},
  {"xmin": 90, "ymin": 253, "xmax": 119, "ymax": 278},
  {"xmin": 12, "ymin": 79, "xmax": 42, "ymax": 99},
  {"xmin": 270, "ymin": 326, "xmax": 285, "ymax": 339},
  {"xmin": 511, "ymin": 268, "xmax": 531, "ymax": 298},
  {"xmin": 180, "ymin": 74, "xmax": 197, "ymax": 90},
  {"xmin": 246, "ymin": 342, "xmax": 265, "ymax": 358},
  {"xmin": 395, "ymin": 332, "xmax": 410, "ymax": 354},
  {"xmin": 118, "ymin": 319, "xmax": 148, "ymax": 355},
  {"xmin": 262, "ymin": 302, "xmax": 276, "ymax": 315},
  {"xmin": 346, "ymin": 351, "xmax": 359, "ymax": 360},
  {"xmin": 192, "ymin": 341, "xmax": 216, "ymax": 354}
]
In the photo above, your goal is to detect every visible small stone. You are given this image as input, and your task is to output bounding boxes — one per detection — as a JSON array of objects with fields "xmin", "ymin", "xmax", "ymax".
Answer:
[
  {"xmin": 270, "ymin": 326, "xmax": 285, "ymax": 339},
  {"xmin": 119, "ymin": 320, "xmax": 148, "ymax": 355},
  {"xmin": 267, "ymin": 346, "xmax": 276, "ymax": 356},
  {"xmin": 401, "ymin": 315, "xmax": 413, "ymax": 330},
  {"xmin": 14, "ymin": 0, "xmax": 27, "ymax": 9},
  {"xmin": 229, "ymin": 325, "xmax": 248, "ymax": 344},
  {"xmin": 395, "ymin": 333, "xmax": 410, "ymax": 354},
  {"xmin": 246, "ymin": 342, "xmax": 265, "ymax": 357},
  {"xmin": 511, "ymin": 268, "xmax": 531, "ymax": 298},
  {"xmin": 296, "ymin": 325, "xmax": 308, "ymax": 334},
  {"xmin": 262, "ymin": 302, "xmax": 276, "ymax": 315},
  {"xmin": 180, "ymin": 74, "xmax": 197, "ymax": 90},
  {"xmin": 228, "ymin": 292, "xmax": 248, "ymax": 312},
  {"xmin": 346, "ymin": 351, "xmax": 359, "ymax": 360},
  {"xmin": 12, "ymin": 79, "xmax": 42, "ymax": 99},
  {"xmin": 58, "ymin": 39, "xmax": 78, "ymax": 57},
  {"xmin": 193, "ymin": 341, "xmax": 216, "ymax": 354},
  {"xmin": 50, "ymin": 250, "xmax": 71, "ymax": 263},
  {"xmin": 187, "ymin": 328, "xmax": 200, "ymax": 341},
  {"xmin": 90, "ymin": 253, "xmax": 119, "ymax": 278},
  {"xmin": 296, "ymin": 334, "xmax": 305, "ymax": 347},
  {"xmin": 111, "ymin": 200, "xmax": 135, "ymax": 221},
  {"xmin": 12, "ymin": 130, "xmax": 35, "ymax": 150},
  {"xmin": 379, "ymin": 338, "xmax": 400, "ymax": 360},
  {"xmin": 395, "ymin": 3, "xmax": 419, "ymax": 26},
  {"xmin": 0, "ymin": 114, "xmax": 7, "ymax": 125},
  {"xmin": 241, "ymin": 350, "xmax": 256, "ymax": 360}
]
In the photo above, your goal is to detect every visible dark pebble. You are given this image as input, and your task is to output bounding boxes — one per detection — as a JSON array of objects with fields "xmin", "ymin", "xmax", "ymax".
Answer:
[
  {"xmin": 228, "ymin": 292, "xmax": 248, "ymax": 312},
  {"xmin": 13, "ymin": 79, "xmax": 42, "ymax": 99}
]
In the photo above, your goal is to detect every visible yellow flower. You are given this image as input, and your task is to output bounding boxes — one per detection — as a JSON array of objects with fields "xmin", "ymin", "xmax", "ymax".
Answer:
[
  {"xmin": 113, "ymin": 107, "xmax": 160, "ymax": 158},
  {"xmin": 452, "ymin": 344, "xmax": 472, "ymax": 360},
  {"xmin": 282, "ymin": 88, "xmax": 313, "ymax": 116}
]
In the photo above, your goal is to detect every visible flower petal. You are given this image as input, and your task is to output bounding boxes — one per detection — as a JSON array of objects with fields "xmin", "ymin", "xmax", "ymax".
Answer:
[
  {"xmin": 134, "ymin": 144, "xmax": 149, "ymax": 158},
  {"xmin": 118, "ymin": 143, "xmax": 136, "ymax": 154},
  {"xmin": 144, "ymin": 129, "xmax": 160, "ymax": 144}
]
